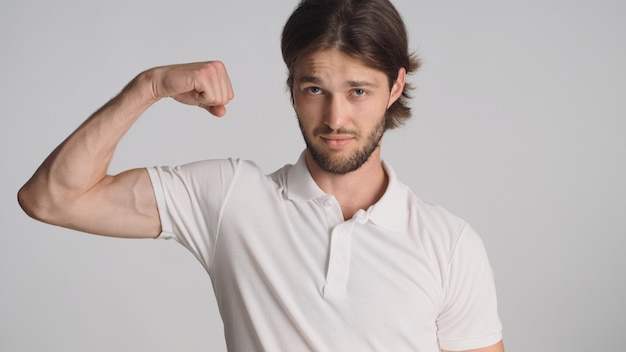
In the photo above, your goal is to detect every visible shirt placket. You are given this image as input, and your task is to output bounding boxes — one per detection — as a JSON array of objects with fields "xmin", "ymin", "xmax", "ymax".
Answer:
[{"xmin": 323, "ymin": 219, "xmax": 355, "ymax": 298}]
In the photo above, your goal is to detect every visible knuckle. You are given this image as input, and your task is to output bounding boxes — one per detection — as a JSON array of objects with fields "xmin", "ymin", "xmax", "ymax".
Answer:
[
  {"xmin": 210, "ymin": 60, "xmax": 225, "ymax": 69},
  {"xmin": 204, "ymin": 60, "xmax": 224, "ymax": 73}
]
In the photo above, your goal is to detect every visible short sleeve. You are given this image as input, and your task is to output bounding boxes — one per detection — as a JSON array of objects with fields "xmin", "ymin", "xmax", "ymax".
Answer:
[
  {"xmin": 146, "ymin": 158, "xmax": 240, "ymax": 272},
  {"xmin": 437, "ymin": 224, "xmax": 503, "ymax": 351}
]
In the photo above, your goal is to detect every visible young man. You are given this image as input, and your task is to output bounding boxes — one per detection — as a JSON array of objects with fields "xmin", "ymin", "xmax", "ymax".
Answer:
[{"xmin": 18, "ymin": 0, "xmax": 503, "ymax": 351}]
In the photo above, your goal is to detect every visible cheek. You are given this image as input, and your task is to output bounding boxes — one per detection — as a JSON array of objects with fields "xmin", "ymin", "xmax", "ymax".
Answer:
[
  {"xmin": 293, "ymin": 102, "xmax": 315, "ymax": 129},
  {"xmin": 294, "ymin": 97, "xmax": 320, "ymax": 119},
  {"xmin": 292, "ymin": 91, "xmax": 306, "ymax": 111},
  {"xmin": 355, "ymin": 99, "xmax": 387, "ymax": 118},
  {"xmin": 297, "ymin": 112, "xmax": 318, "ymax": 132}
]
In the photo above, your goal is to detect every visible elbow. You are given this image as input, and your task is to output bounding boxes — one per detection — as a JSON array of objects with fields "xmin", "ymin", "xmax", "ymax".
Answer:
[
  {"xmin": 18, "ymin": 184, "xmax": 42, "ymax": 221},
  {"xmin": 17, "ymin": 183, "xmax": 58, "ymax": 224}
]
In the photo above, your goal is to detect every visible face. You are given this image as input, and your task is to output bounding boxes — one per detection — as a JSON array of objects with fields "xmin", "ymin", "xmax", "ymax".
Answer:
[{"xmin": 292, "ymin": 49, "xmax": 405, "ymax": 174}]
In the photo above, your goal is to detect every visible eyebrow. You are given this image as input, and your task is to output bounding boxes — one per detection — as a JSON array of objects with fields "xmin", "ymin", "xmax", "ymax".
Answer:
[
  {"xmin": 297, "ymin": 75, "xmax": 378, "ymax": 88},
  {"xmin": 297, "ymin": 76, "xmax": 322, "ymax": 84},
  {"xmin": 346, "ymin": 80, "xmax": 378, "ymax": 88}
]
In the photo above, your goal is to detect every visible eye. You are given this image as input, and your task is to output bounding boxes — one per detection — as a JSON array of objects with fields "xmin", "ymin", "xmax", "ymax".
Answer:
[
  {"xmin": 353, "ymin": 88, "xmax": 366, "ymax": 96},
  {"xmin": 307, "ymin": 86, "xmax": 322, "ymax": 95}
]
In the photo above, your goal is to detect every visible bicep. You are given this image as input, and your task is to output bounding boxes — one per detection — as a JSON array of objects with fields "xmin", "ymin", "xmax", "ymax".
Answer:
[{"xmin": 68, "ymin": 168, "xmax": 161, "ymax": 238}]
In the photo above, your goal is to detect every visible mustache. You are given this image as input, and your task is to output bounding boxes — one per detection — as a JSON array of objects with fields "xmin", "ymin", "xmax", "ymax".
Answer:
[{"xmin": 313, "ymin": 125, "xmax": 359, "ymax": 136}]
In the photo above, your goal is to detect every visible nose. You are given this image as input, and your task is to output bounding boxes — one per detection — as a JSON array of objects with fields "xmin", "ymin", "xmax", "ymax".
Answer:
[{"xmin": 324, "ymin": 95, "xmax": 349, "ymax": 130}]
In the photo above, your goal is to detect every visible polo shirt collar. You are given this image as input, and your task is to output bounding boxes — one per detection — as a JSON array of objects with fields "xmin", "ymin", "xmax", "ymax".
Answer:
[
  {"xmin": 367, "ymin": 161, "xmax": 409, "ymax": 233},
  {"xmin": 285, "ymin": 151, "xmax": 409, "ymax": 233},
  {"xmin": 285, "ymin": 152, "xmax": 327, "ymax": 202}
]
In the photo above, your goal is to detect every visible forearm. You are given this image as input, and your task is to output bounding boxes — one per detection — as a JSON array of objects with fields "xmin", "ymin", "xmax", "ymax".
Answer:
[{"xmin": 18, "ymin": 71, "xmax": 157, "ymax": 223}]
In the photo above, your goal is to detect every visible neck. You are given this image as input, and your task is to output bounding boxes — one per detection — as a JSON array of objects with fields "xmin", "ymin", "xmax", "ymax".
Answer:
[{"xmin": 305, "ymin": 148, "xmax": 388, "ymax": 220}]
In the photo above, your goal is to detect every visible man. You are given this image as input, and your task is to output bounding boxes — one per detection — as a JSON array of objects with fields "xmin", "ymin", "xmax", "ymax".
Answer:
[{"xmin": 18, "ymin": 0, "xmax": 503, "ymax": 351}]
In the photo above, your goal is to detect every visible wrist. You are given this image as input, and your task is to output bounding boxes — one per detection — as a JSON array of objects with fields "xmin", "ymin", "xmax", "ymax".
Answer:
[{"xmin": 129, "ymin": 69, "xmax": 161, "ymax": 107}]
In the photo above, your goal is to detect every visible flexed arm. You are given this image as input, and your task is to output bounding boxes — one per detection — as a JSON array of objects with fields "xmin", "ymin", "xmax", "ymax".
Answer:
[{"xmin": 18, "ymin": 61, "xmax": 234, "ymax": 238}]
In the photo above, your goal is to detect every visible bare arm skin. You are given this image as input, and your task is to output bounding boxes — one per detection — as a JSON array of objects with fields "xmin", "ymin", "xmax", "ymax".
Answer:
[
  {"xmin": 18, "ymin": 61, "xmax": 234, "ymax": 238},
  {"xmin": 443, "ymin": 340, "xmax": 505, "ymax": 352}
]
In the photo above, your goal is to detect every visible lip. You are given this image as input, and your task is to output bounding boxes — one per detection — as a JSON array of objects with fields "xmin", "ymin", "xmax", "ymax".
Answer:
[{"xmin": 321, "ymin": 135, "xmax": 354, "ymax": 149}]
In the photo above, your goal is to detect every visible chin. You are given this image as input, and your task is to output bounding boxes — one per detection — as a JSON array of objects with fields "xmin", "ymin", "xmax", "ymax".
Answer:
[{"xmin": 307, "ymin": 147, "xmax": 373, "ymax": 175}]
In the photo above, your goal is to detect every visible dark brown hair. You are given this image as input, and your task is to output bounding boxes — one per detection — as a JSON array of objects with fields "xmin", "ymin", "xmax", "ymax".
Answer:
[{"xmin": 281, "ymin": 0, "xmax": 421, "ymax": 129}]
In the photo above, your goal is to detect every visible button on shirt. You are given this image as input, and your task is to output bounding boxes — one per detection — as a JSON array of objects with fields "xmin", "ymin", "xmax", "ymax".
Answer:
[{"xmin": 147, "ymin": 152, "xmax": 502, "ymax": 352}]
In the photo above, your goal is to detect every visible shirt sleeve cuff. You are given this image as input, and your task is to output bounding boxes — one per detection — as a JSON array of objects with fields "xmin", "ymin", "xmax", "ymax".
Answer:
[{"xmin": 146, "ymin": 167, "xmax": 175, "ymax": 240}]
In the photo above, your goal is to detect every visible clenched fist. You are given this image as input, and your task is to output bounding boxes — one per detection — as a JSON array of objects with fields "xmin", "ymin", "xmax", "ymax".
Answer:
[{"xmin": 147, "ymin": 61, "xmax": 234, "ymax": 117}]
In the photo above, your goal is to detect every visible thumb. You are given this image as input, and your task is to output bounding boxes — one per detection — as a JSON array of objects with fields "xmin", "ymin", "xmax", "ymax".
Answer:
[{"xmin": 207, "ymin": 105, "xmax": 227, "ymax": 117}]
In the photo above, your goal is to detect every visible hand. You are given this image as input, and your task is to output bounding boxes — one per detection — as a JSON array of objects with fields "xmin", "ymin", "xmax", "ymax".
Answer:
[{"xmin": 149, "ymin": 61, "xmax": 234, "ymax": 117}]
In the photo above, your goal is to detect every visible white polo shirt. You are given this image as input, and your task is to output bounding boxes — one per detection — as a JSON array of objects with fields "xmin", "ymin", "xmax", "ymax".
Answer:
[{"xmin": 147, "ymin": 153, "xmax": 502, "ymax": 351}]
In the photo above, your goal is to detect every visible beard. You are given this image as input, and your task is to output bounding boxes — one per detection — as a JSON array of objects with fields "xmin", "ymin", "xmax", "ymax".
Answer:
[{"xmin": 297, "ymin": 113, "xmax": 386, "ymax": 175}]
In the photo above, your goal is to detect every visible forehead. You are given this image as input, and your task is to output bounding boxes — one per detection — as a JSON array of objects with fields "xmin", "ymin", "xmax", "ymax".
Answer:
[{"xmin": 294, "ymin": 49, "xmax": 386, "ymax": 84}]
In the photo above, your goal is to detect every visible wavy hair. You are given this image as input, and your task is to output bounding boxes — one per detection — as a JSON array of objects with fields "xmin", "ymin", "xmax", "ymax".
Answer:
[{"xmin": 281, "ymin": 0, "xmax": 421, "ymax": 129}]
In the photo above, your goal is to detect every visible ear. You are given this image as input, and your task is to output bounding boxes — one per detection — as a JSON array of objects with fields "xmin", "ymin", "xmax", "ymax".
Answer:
[{"xmin": 387, "ymin": 67, "xmax": 406, "ymax": 109}]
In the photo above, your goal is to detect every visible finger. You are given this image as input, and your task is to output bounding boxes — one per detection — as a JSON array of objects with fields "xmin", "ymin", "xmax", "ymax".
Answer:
[
  {"xmin": 172, "ymin": 91, "xmax": 202, "ymax": 106},
  {"xmin": 201, "ymin": 69, "xmax": 233, "ymax": 107},
  {"xmin": 206, "ymin": 61, "xmax": 234, "ymax": 104},
  {"xmin": 219, "ymin": 66, "xmax": 234, "ymax": 101},
  {"xmin": 197, "ymin": 89, "xmax": 230, "ymax": 111},
  {"xmin": 197, "ymin": 88, "xmax": 232, "ymax": 114},
  {"xmin": 208, "ymin": 105, "xmax": 227, "ymax": 117}
]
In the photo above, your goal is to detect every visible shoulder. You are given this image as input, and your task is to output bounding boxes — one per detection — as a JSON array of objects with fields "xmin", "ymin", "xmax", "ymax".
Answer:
[
  {"xmin": 381, "ymin": 161, "xmax": 467, "ymax": 245},
  {"xmin": 147, "ymin": 158, "xmax": 271, "ymax": 201},
  {"xmin": 410, "ymin": 191, "xmax": 465, "ymax": 233},
  {"xmin": 148, "ymin": 157, "xmax": 269, "ymax": 181},
  {"xmin": 397, "ymin": 182, "xmax": 471, "ymax": 257}
]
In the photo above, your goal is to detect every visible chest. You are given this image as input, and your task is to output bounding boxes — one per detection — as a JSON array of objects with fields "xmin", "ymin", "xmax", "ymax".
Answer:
[{"xmin": 212, "ymin": 194, "xmax": 443, "ymax": 332}]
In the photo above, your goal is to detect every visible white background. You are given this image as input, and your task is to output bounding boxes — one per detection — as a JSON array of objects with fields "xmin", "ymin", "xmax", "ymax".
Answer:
[{"xmin": 1, "ymin": 0, "xmax": 625, "ymax": 351}]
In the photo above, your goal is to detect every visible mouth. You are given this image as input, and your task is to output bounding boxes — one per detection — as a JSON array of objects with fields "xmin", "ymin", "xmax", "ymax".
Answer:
[{"xmin": 320, "ymin": 135, "xmax": 354, "ymax": 149}]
